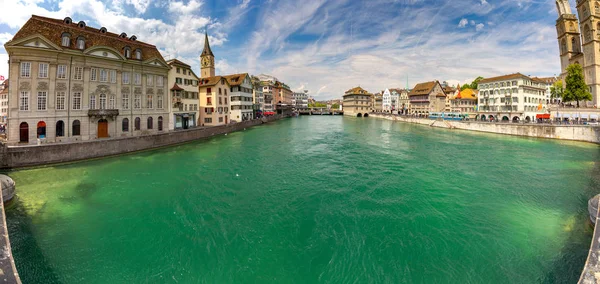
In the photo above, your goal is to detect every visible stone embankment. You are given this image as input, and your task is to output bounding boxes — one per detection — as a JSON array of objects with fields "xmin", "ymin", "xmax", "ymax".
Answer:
[
  {"xmin": 371, "ymin": 114, "xmax": 600, "ymax": 144},
  {"xmin": 0, "ymin": 176, "xmax": 20, "ymax": 284},
  {"xmin": 0, "ymin": 115, "xmax": 285, "ymax": 169}
]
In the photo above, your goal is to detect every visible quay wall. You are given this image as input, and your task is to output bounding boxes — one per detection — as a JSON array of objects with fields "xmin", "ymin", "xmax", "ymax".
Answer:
[
  {"xmin": 0, "ymin": 115, "xmax": 285, "ymax": 169},
  {"xmin": 371, "ymin": 114, "xmax": 600, "ymax": 144},
  {"xmin": 0, "ymin": 180, "xmax": 21, "ymax": 283}
]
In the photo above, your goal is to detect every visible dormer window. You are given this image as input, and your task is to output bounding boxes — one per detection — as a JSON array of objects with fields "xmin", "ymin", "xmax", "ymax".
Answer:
[
  {"xmin": 61, "ymin": 33, "xmax": 71, "ymax": 47},
  {"xmin": 130, "ymin": 35, "xmax": 137, "ymax": 41},
  {"xmin": 99, "ymin": 27, "xmax": 107, "ymax": 34},
  {"xmin": 77, "ymin": 21, "xmax": 86, "ymax": 28},
  {"xmin": 76, "ymin": 37, "xmax": 85, "ymax": 50},
  {"xmin": 135, "ymin": 49, "xmax": 142, "ymax": 60},
  {"xmin": 64, "ymin": 17, "xmax": 72, "ymax": 24},
  {"xmin": 124, "ymin": 47, "xmax": 131, "ymax": 58},
  {"xmin": 119, "ymin": 33, "xmax": 127, "ymax": 39}
]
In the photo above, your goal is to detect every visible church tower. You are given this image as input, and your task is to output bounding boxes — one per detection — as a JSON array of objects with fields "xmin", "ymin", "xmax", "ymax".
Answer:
[
  {"xmin": 556, "ymin": 0, "xmax": 583, "ymax": 79},
  {"xmin": 200, "ymin": 31, "xmax": 215, "ymax": 78},
  {"xmin": 576, "ymin": 0, "xmax": 600, "ymax": 105}
]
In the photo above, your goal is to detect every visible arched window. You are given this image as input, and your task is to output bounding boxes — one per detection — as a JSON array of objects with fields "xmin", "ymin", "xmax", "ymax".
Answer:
[
  {"xmin": 19, "ymin": 122, "xmax": 29, "ymax": 143},
  {"xmin": 56, "ymin": 120, "xmax": 64, "ymax": 137},
  {"xmin": 147, "ymin": 117, "xmax": 153, "ymax": 129},
  {"xmin": 158, "ymin": 116, "xmax": 163, "ymax": 131},
  {"xmin": 99, "ymin": 94, "xmax": 107, "ymax": 109},
  {"xmin": 37, "ymin": 121, "xmax": 46, "ymax": 138},
  {"xmin": 135, "ymin": 117, "xmax": 141, "ymax": 130},
  {"xmin": 135, "ymin": 49, "xmax": 142, "ymax": 60},
  {"xmin": 61, "ymin": 32, "xmax": 71, "ymax": 47},
  {"xmin": 72, "ymin": 120, "xmax": 81, "ymax": 136},
  {"xmin": 124, "ymin": 46, "xmax": 131, "ymax": 58},
  {"xmin": 122, "ymin": 118, "xmax": 129, "ymax": 132},
  {"xmin": 77, "ymin": 36, "xmax": 85, "ymax": 50}
]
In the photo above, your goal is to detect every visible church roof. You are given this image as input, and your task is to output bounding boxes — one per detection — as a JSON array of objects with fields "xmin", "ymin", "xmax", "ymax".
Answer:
[{"xmin": 202, "ymin": 32, "xmax": 214, "ymax": 57}]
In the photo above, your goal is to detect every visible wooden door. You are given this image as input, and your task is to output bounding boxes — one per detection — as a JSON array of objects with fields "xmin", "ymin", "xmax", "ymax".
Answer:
[
  {"xmin": 19, "ymin": 122, "xmax": 28, "ymax": 143},
  {"xmin": 98, "ymin": 120, "xmax": 108, "ymax": 138}
]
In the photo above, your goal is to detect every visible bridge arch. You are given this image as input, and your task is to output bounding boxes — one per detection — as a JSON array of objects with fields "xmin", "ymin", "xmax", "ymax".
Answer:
[
  {"xmin": 357, "ymin": 113, "xmax": 363, "ymax": 117},
  {"xmin": 364, "ymin": 113, "xmax": 369, "ymax": 118}
]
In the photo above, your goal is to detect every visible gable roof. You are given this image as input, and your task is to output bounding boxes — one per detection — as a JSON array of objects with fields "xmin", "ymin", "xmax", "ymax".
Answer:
[
  {"xmin": 443, "ymin": 86, "xmax": 456, "ymax": 94},
  {"xmin": 409, "ymin": 81, "xmax": 439, "ymax": 96},
  {"xmin": 344, "ymin": 86, "xmax": 371, "ymax": 96},
  {"xmin": 223, "ymin": 73, "xmax": 249, "ymax": 86},
  {"xmin": 166, "ymin": 59, "xmax": 191, "ymax": 68},
  {"xmin": 170, "ymin": 83, "xmax": 184, "ymax": 91},
  {"xmin": 199, "ymin": 76, "xmax": 229, "ymax": 87},
  {"xmin": 478, "ymin": 73, "xmax": 529, "ymax": 84},
  {"xmin": 8, "ymin": 15, "xmax": 165, "ymax": 62},
  {"xmin": 531, "ymin": 76, "xmax": 557, "ymax": 84}
]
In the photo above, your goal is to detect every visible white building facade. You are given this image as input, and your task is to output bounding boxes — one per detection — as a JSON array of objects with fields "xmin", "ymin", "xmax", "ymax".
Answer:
[
  {"xmin": 167, "ymin": 59, "xmax": 199, "ymax": 130},
  {"xmin": 292, "ymin": 91, "xmax": 309, "ymax": 109},
  {"xmin": 0, "ymin": 80, "xmax": 7, "ymax": 124},
  {"xmin": 478, "ymin": 73, "xmax": 548, "ymax": 122},
  {"xmin": 225, "ymin": 73, "xmax": 254, "ymax": 122}
]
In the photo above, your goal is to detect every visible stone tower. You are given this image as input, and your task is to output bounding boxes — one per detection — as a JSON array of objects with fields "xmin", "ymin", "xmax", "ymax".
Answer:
[
  {"xmin": 576, "ymin": 0, "xmax": 600, "ymax": 105},
  {"xmin": 200, "ymin": 31, "xmax": 215, "ymax": 78},
  {"xmin": 556, "ymin": 0, "xmax": 583, "ymax": 79}
]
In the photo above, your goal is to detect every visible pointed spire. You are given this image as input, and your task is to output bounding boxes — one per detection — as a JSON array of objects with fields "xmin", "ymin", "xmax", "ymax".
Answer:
[{"xmin": 202, "ymin": 30, "xmax": 214, "ymax": 57}]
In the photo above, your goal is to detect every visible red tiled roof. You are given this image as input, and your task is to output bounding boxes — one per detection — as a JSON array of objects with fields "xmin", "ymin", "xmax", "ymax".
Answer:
[
  {"xmin": 223, "ymin": 73, "xmax": 248, "ymax": 86},
  {"xmin": 409, "ymin": 81, "xmax": 438, "ymax": 96},
  {"xmin": 9, "ymin": 15, "xmax": 165, "ymax": 62},
  {"xmin": 171, "ymin": 83, "xmax": 184, "ymax": 91}
]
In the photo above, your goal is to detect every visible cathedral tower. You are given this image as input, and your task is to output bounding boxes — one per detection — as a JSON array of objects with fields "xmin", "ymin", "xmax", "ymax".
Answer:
[
  {"xmin": 200, "ymin": 31, "xmax": 215, "ymax": 78},
  {"xmin": 576, "ymin": 0, "xmax": 600, "ymax": 105},
  {"xmin": 556, "ymin": 0, "xmax": 583, "ymax": 79}
]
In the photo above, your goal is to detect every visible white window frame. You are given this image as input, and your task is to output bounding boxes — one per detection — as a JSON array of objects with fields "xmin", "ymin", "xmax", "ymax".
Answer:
[
  {"xmin": 77, "ymin": 38, "xmax": 85, "ymax": 50},
  {"xmin": 57, "ymin": 65, "xmax": 67, "ymax": 79},
  {"xmin": 156, "ymin": 76, "xmax": 164, "ymax": 87},
  {"xmin": 19, "ymin": 91, "xmax": 29, "ymax": 111},
  {"xmin": 90, "ymin": 95, "xmax": 96, "ymax": 110},
  {"xmin": 20, "ymin": 62, "xmax": 31, "ymax": 78},
  {"xmin": 147, "ymin": 95, "xmax": 153, "ymax": 109},
  {"xmin": 37, "ymin": 91, "xmax": 47, "ymax": 111},
  {"xmin": 135, "ymin": 50, "xmax": 141, "ymax": 60},
  {"xmin": 99, "ymin": 94, "xmax": 107, "ymax": 109},
  {"xmin": 134, "ymin": 73, "xmax": 141, "ymax": 85},
  {"xmin": 134, "ymin": 94, "xmax": 141, "ymax": 109},
  {"xmin": 62, "ymin": 35, "xmax": 70, "ymax": 47},
  {"xmin": 122, "ymin": 94, "xmax": 129, "ymax": 109},
  {"xmin": 146, "ymin": 74, "xmax": 153, "ymax": 86},
  {"xmin": 100, "ymin": 69, "xmax": 108, "ymax": 82},
  {"xmin": 109, "ymin": 95, "xmax": 116, "ymax": 109},
  {"xmin": 56, "ymin": 92, "xmax": 66, "ymax": 110},
  {"xmin": 122, "ymin": 72, "xmax": 130, "ymax": 85},
  {"xmin": 38, "ymin": 63, "xmax": 49, "ymax": 78},
  {"xmin": 110, "ymin": 70, "xmax": 116, "ymax": 83},
  {"xmin": 72, "ymin": 92, "xmax": 82, "ymax": 110},
  {"xmin": 157, "ymin": 95, "xmax": 163, "ymax": 109},
  {"xmin": 73, "ymin": 67, "xmax": 83, "ymax": 80},
  {"xmin": 90, "ymin": 68, "xmax": 97, "ymax": 81}
]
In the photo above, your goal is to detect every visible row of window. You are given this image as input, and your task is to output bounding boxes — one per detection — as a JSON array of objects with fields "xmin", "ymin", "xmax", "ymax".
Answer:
[
  {"xmin": 203, "ymin": 117, "xmax": 226, "ymax": 124},
  {"xmin": 205, "ymin": 97, "xmax": 228, "ymax": 105},
  {"xmin": 122, "ymin": 117, "xmax": 163, "ymax": 132},
  {"xmin": 18, "ymin": 91, "xmax": 164, "ymax": 111},
  {"xmin": 231, "ymin": 86, "xmax": 252, "ymax": 93},
  {"xmin": 204, "ymin": 107, "xmax": 229, "ymax": 114},
  {"xmin": 61, "ymin": 33, "xmax": 142, "ymax": 60},
  {"xmin": 231, "ymin": 96, "xmax": 252, "ymax": 102},
  {"xmin": 231, "ymin": 105, "xmax": 253, "ymax": 110},
  {"xmin": 175, "ymin": 78, "xmax": 199, "ymax": 86},
  {"xmin": 20, "ymin": 63, "xmax": 164, "ymax": 86}
]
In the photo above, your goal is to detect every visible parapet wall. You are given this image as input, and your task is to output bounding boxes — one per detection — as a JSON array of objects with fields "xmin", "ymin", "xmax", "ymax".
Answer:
[
  {"xmin": 0, "ymin": 115, "xmax": 284, "ymax": 169},
  {"xmin": 371, "ymin": 115, "xmax": 600, "ymax": 144}
]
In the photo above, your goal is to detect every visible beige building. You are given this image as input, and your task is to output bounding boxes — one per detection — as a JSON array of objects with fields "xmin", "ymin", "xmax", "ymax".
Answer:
[
  {"xmin": 225, "ymin": 73, "xmax": 254, "ymax": 122},
  {"xmin": 166, "ymin": 59, "xmax": 199, "ymax": 130},
  {"xmin": 373, "ymin": 92, "xmax": 383, "ymax": 112},
  {"xmin": 477, "ymin": 73, "xmax": 547, "ymax": 122},
  {"xmin": 555, "ymin": 0, "xmax": 599, "ymax": 106},
  {"xmin": 198, "ymin": 32, "xmax": 231, "ymax": 126},
  {"xmin": 450, "ymin": 88, "xmax": 478, "ymax": 117},
  {"xmin": 443, "ymin": 85, "xmax": 457, "ymax": 112},
  {"xmin": 0, "ymin": 80, "xmax": 7, "ymax": 124},
  {"xmin": 343, "ymin": 86, "xmax": 372, "ymax": 117},
  {"xmin": 408, "ymin": 81, "xmax": 446, "ymax": 115},
  {"xmin": 4, "ymin": 15, "xmax": 169, "ymax": 144},
  {"xmin": 390, "ymin": 88, "xmax": 410, "ymax": 114}
]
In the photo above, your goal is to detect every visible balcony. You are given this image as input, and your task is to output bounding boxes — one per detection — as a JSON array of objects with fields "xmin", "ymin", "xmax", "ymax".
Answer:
[{"xmin": 88, "ymin": 109, "xmax": 119, "ymax": 119}]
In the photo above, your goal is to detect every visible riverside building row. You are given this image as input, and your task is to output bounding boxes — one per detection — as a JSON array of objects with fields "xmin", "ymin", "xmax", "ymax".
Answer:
[
  {"xmin": 2, "ymin": 15, "xmax": 296, "ymax": 144},
  {"xmin": 343, "ymin": 73, "xmax": 557, "ymax": 122}
]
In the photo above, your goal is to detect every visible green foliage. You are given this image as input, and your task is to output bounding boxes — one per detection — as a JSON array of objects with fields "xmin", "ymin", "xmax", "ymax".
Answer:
[
  {"xmin": 461, "ymin": 76, "xmax": 484, "ymax": 90},
  {"xmin": 550, "ymin": 81, "xmax": 564, "ymax": 102},
  {"xmin": 564, "ymin": 64, "xmax": 593, "ymax": 107},
  {"xmin": 331, "ymin": 103, "xmax": 340, "ymax": 109},
  {"xmin": 309, "ymin": 102, "xmax": 327, "ymax": 108}
]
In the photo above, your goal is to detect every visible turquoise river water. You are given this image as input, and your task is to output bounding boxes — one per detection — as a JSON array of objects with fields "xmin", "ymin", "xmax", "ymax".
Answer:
[{"xmin": 3, "ymin": 116, "xmax": 600, "ymax": 283}]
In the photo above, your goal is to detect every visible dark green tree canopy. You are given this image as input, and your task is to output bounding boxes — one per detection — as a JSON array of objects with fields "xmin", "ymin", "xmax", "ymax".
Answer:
[{"xmin": 564, "ymin": 64, "xmax": 592, "ymax": 107}]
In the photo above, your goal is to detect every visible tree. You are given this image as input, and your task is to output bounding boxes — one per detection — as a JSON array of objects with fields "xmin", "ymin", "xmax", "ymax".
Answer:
[
  {"xmin": 564, "ymin": 63, "xmax": 593, "ymax": 107},
  {"xmin": 550, "ymin": 81, "xmax": 564, "ymax": 104},
  {"xmin": 461, "ymin": 76, "xmax": 484, "ymax": 90},
  {"xmin": 331, "ymin": 103, "xmax": 340, "ymax": 109}
]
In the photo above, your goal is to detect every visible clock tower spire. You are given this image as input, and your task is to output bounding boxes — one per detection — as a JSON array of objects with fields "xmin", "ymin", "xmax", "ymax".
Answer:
[{"xmin": 200, "ymin": 31, "xmax": 215, "ymax": 78}]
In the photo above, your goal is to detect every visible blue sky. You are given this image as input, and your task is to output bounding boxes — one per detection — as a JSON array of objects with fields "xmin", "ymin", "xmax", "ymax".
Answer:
[{"xmin": 0, "ymin": 0, "xmax": 565, "ymax": 99}]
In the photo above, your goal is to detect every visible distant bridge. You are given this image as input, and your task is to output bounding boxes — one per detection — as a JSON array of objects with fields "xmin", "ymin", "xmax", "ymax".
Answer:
[{"xmin": 297, "ymin": 107, "xmax": 343, "ymax": 116}]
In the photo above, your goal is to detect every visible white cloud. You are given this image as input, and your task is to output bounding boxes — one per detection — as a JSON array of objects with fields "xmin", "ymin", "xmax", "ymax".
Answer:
[
  {"xmin": 476, "ymin": 23, "xmax": 485, "ymax": 31},
  {"xmin": 458, "ymin": 18, "xmax": 468, "ymax": 28},
  {"xmin": 124, "ymin": 0, "xmax": 151, "ymax": 14},
  {"xmin": 167, "ymin": 0, "xmax": 203, "ymax": 15}
]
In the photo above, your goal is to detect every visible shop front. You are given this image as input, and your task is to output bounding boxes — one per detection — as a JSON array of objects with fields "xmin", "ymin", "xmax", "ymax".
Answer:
[{"xmin": 173, "ymin": 113, "xmax": 196, "ymax": 130}]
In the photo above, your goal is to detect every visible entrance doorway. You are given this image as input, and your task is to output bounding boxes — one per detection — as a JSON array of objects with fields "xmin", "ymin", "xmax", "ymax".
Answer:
[
  {"xmin": 19, "ymin": 122, "xmax": 29, "ymax": 143},
  {"xmin": 225, "ymin": 116, "xmax": 228, "ymax": 124},
  {"xmin": 98, "ymin": 119, "xmax": 109, "ymax": 138},
  {"xmin": 183, "ymin": 117, "xmax": 189, "ymax": 129}
]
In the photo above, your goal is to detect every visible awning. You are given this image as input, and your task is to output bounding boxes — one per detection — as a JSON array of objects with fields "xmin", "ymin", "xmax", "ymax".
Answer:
[{"xmin": 536, "ymin": 114, "xmax": 550, "ymax": 119}]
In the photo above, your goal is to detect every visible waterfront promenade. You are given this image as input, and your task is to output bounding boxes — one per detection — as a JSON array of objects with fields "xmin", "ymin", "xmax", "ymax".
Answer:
[{"xmin": 370, "ymin": 114, "xmax": 600, "ymax": 144}]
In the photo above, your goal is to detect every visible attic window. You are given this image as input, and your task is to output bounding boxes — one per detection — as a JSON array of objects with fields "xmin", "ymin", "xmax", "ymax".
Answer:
[
  {"xmin": 119, "ymin": 33, "xmax": 127, "ymax": 39},
  {"xmin": 124, "ymin": 47, "xmax": 131, "ymax": 58},
  {"xmin": 77, "ymin": 21, "xmax": 86, "ymax": 28},
  {"xmin": 130, "ymin": 35, "xmax": 137, "ymax": 41},
  {"xmin": 64, "ymin": 17, "xmax": 72, "ymax": 24},
  {"xmin": 76, "ymin": 36, "xmax": 85, "ymax": 50},
  {"xmin": 61, "ymin": 32, "xmax": 71, "ymax": 47},
  {"xmin": 99, "ymin": 27, "xmax": 107, "ymax": 34},
  {"xmin": 135, "ymin": 49, "xmax": 141, "ymax": 60}
]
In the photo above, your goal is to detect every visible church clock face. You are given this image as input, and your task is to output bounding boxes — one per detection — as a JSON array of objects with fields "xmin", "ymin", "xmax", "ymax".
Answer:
[{"xmin": 202, "ymin": 57, "xmax": 213, "ymax": 67}]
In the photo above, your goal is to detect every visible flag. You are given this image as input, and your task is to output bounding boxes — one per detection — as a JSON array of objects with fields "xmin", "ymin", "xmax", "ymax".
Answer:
[
  {"xmin": 537, "ymin": 103, "xmax": 542, "ymax": 111},
  {"xmin": 0, "ymin": 75, "xmax": 4, "ymax": 81}
]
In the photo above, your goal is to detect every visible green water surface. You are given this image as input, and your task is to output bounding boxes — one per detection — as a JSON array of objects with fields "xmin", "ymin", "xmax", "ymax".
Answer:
[{"xmin": 4, "ymin": 116, "xmax": 600, "ymax": 283}]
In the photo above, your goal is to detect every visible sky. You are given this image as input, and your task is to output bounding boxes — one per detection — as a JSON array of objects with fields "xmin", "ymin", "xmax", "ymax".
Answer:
[{"xmin": 0, "ymin": 0, "xmax": 566, "ymax": 100}]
